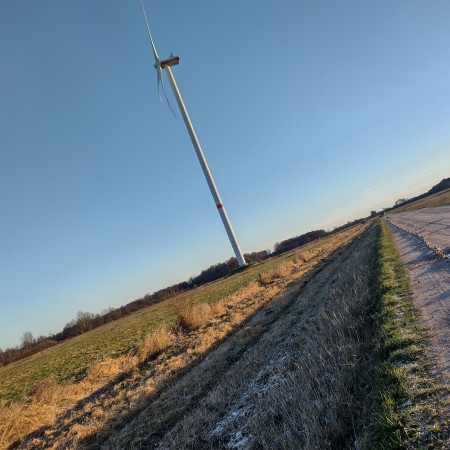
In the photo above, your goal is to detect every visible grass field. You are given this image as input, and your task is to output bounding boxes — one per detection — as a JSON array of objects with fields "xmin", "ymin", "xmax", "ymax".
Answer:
[
  {"xmin": 0, "ymin": 224, "xmax": 365, "ymax": 448},
  {"xmin": 392, "ymin": 188, "xmax": 450, "ymax": 213},
  {"xmin": 0, "ymin": 246, "xmax": 305, "ymax": 404},
  {"xmin": 2, "ymin": 217, "xmax": 448, "ymax": 449}
]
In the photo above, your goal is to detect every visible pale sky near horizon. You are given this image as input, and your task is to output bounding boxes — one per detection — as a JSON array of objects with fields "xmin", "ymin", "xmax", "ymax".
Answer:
[{"xmin": 1, "ymin": 0, "xmax": 450, "ymax": 348}]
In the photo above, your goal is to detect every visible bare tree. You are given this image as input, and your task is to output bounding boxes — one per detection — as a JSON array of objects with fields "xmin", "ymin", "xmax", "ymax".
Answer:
[{"xmin": 21, "ymin": 331, "xmax": 35, "ymax": 349}]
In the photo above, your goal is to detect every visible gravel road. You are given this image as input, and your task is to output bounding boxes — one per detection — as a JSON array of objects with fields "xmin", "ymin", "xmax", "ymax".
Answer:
[
  {"xmin": 388, "ymin": 205, "xmax": 450, "ymax": 255},
  {"xmin": 386, "ymin": 207, "xmax": 450, "ymax": 391}
]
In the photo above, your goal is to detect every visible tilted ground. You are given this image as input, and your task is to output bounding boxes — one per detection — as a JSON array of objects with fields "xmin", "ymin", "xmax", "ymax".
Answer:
[
  {"xmin": 386, "ymin": 207, "xmax": 450, "ymax": 397},
  {"xmin": 5, "ymin": 217, "xmax": 448, "ymax": 449},
  {"xmin": 18, "ymin": 225, "xmax": 378, "ymax": 449},
  {"xmin": 3, "ymin": 225, "xmax": 366, "ymax": 449},
  {"xmin": 150, "ymin": 225, "xmax": 379, "ymax": 450},
  {"xmin": 0, "ymin": 225, "xmax": 362, "ymax": 410}
]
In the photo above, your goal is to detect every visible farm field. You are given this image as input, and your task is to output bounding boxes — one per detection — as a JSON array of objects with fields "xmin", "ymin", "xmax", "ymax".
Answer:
[
  {"xmin": 0, "ymin": 225, "xmax": 360, "ymax": 406},
  {"xmin": 1, "ymin": 217, "xmax": 448, "ymax": 449},
  {"xmin": 0, "ymin": 224, "xmax": 365, "ymax": 448},
  {"xmin": 393, "ymin": 188, "xmax": 450, "ymax": 213},
  {"xmin": 7, "ymin": 219, "xmax": 446, "ymax": 449},
  {"xmin": 3, "ymin": 223, "xmax": 377, "ymax": 450}
]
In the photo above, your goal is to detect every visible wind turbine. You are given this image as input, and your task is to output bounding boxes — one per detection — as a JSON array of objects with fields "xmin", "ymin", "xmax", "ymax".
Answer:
[{"xmin": 141, "ymin": 1, "xmax": 247, "ymax": 267}]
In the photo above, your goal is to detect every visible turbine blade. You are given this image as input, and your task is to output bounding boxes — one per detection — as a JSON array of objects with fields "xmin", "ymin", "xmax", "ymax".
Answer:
[
  {"xmin": 141, "ymin": 0, "xmax": 159, "ymax": 63},
  {"xmin": 160, "ymin": 72, "xmax": 177, "ymax": 117},
  {"xmin": 141, "ymin": 0, "xmax": 176, "ymax": 118},
  {"xmin": 156, "ymin": 66, "xmax": 163, "ymax": 102}
]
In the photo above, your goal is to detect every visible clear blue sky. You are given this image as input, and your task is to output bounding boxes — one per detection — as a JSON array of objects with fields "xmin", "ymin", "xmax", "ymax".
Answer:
[{"xmin": 1, "ymin": 0, "xmax": 450, "ymax": 349}]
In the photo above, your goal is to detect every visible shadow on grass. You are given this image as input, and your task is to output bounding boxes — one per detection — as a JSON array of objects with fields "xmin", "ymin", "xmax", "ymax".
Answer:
[{"xmin": 12, "ymin": 235, "xmax": 363, "ymax": 450}]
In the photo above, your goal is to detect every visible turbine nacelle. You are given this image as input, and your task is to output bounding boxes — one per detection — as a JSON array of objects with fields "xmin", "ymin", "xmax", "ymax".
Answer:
[
  {"xmin": 160, "ymin": 55, "xmax": 180, "ymax": 69},
  {"xmin": 153, "ymin": 54, "xmax": 180, "ymax": 70}
]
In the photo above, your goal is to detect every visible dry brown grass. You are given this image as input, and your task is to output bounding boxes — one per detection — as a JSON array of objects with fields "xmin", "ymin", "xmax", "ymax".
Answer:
[
  {"xmin": 259, "ymin": 261, "xmax": 294, "ymax": 285},
  {"xmin": 0, "ymin": 376, "xmax": 98, "ymax": 450},
  {"xmin": 132, "ymin": 326, "xmax": 177, "ymax": 362},
  {"xmin": 176, "ymin": 302, "xmax": 214, "ymax": 331},
  {"xmin": 156, "ymin": 227, "xmax": 378, "ymax": 450},
  {"xmin": 293, "ymin": 246, "xmax": 323, "ymax": 264},
  {"xmin": 0, "ymin": 326, "xmax": 177, "ymax": 450},
  {"xmin": 222, "ymin": 280, "xmax": 261, "ymax": 304},
  {"xmin": 0, "ymin": 379, "xmax": 60, "ymax": 448},
  {"xmin": 176, "ymin": 281, "xmax": 264, "ymax": 332}
]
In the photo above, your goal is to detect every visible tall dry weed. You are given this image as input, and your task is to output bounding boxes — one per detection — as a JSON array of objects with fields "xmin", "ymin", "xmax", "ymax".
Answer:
[
  {"xmin": 0, "ymin": 378, "xmax": 66, "ymax": 448},
  {"xmin": 293, "ymin": 248, "xmax": 318, "ymax": 264},
  {"xmin": 84, "ymin": 357, "xmax": 130, "ymax": 384},
  {"xmin": 211, "ymin": 281, "xmax": 262, "ymax": 316},
  {"xmin": 177, "ymin": 302, "xmax": 214, "ymax": 331},
  {"xmin": 259, "ymin": 261, "xmax": 294, "ymax": 285},
  {"xmin": 226, "ymin": 281, "xmax": 261, "ymax": 303},
  {"xmin": 133, "ymin": 326, "xmax": 176, "ymax": 362}
]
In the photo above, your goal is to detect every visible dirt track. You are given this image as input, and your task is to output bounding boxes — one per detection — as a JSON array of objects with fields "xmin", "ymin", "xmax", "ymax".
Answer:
[{"xmin": 386, "ymin": 207, "xmax": 450, "ymax": 390}]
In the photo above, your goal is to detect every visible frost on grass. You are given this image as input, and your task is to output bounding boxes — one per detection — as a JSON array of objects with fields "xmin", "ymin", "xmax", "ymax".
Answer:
[
  {"xmin": 210, "ymin": 352, "xmax": 288, "ymax": 449},
  {"xmin": 157, "ymin": 226, "xmax": 377, "ymax": 450}
]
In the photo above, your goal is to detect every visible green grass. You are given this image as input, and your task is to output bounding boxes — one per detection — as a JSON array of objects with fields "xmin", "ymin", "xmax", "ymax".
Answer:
[
  {"xmin": 367, "ymin": 220, "xmax": 449, "ymax": 448},
  {"xmin": 0, "ymin": 228, "xmax": 361, "ymax": 406},
  {"xmin": 392, "ymin": 188, "xmax": 450, "ymax": 213}
]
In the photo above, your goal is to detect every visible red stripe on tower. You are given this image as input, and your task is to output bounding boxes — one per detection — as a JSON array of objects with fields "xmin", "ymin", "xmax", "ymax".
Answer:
[{"xmin": 216, "ymin": 203, "xmax": 224, "ymax": 209}]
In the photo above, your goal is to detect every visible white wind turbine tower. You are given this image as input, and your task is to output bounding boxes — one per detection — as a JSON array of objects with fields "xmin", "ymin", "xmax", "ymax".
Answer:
[{"xmin": 141, "ymin": 0, "xmax": 247, "ymax": 267}]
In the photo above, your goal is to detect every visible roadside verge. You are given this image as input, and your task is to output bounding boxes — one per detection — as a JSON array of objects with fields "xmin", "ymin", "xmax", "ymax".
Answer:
[{"xmin": 371, "ymin": 220, "xmax": 449, "ymax": 448}]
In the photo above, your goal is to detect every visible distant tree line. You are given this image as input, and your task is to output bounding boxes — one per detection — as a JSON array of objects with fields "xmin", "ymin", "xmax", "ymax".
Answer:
[
  {"xmin": 0, "ymin": 332, "xmax": 59, "ymax": 367},
  {"xmin": 428, "ymin": 178, "xmax": 450, "ymax": 195},
  {"xmin": 273, "ymin": 230, "xmax": 327, "ymax": 255},
  {"xmin": 0, "ymin": 250, "xmax": 272, "ymax": 367},
  {"xmin": 380, "ymin": 177, "xmax": 450, "ymax": 214},
  {"xmin": 188, "ymin": 251, "xmax": 270, "ymax": 287},
  {"xmin": 0, "ymin": 282, "xmax": 190, "ymax": 367}
]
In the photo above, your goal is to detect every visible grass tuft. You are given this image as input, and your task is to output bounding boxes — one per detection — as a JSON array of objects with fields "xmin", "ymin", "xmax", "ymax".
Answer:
[
  {"xmin": 133, "ymin": 326, "xmax": 177, "ymax": 361},
  {"xmin": 176, "ymin": 302, "xmax": 214, "ymax": 331}
]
